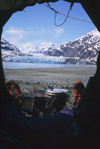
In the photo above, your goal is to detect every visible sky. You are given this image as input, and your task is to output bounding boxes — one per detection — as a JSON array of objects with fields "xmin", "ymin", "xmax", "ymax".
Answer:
[{"xmin": 2, "ymin": 1, "xmax": 96, "ymax": 52}]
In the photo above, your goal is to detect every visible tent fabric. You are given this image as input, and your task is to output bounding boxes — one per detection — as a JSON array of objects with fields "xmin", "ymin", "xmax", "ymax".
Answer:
[
  {"xmin": 0, "ymin": 0, "xmax": 58, "ymax": 12},
  {"xmin": 0, "ymin": 0, "xmax": 58, "ymax": 28},
  {"xmin": 0, "ymin": 0, "xmax": 100, "ymax": 31},
  {"xmin": 0, "ymin": 104, "xmax": 75, "ymax": 148},
  {"xmin": 0, "ymin": 0, "xmax": 100, "ymax": 148}
]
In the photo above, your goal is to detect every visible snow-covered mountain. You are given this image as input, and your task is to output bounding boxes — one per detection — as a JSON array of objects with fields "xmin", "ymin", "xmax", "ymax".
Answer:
[
  {"xmin": 1, "ymin": 39, "xmax": 31, "ymax": 58},
  {"xmin": 1, "ymin": 29, "xmax": 100, "ymax": 65},
  {"xmin": 46, "ymin": 29, "xmax": 100, "ymax": 64},
  {"xmin": 29, "ymin": 41, "xmax": 59, "ymax": 54}
]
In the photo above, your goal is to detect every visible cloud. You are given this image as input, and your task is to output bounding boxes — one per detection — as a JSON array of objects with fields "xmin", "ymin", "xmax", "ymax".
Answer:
[
  {"xmin": 3, "ymin": 27, "xmax": 44, "ymax": 52},
  {"xmin": 3, "ymin": 27, "xmax": 26, "ymax": 43},
  {"xmin": 5, "ymin": 27, "xmax": 26, "ymax": 35},
  {"xmin": 38, "ymin": 29, "xmax": 48, "ymax": 35},
  {"xmin": 3, "ymin": 27, "xmax": 49, "ymax": 41},
  {"xmin": 3, "ymin": 27, "xmax": 34, "ymax": 50},
  {"xmin": 53, "ymin": 28, "xmax": 64, "ymax": 37},
  {"xmin": 3, "ymin": 26, "xmax": 64, "ymax": 39},
  {"xmin": 2, "ymin": 26, "xmax": 64, "ymax": 52},
  {"xmin": 19, "ymin": 41, "xmax": 35, "ymax": 52},
  {"xmin": 33, "ymin": 27, "xmax": 64, "ymax": 37},
  {"xmin": 4, "ymin": 27, "xmax": 32, "ymax": 39},
  {"xmin": 37, "ymin": 27, "xmax": 64, "ymax": 38}
]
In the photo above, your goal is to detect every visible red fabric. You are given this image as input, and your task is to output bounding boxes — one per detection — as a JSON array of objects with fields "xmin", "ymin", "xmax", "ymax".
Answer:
[{"xmin": 33, "ymin": 86, "xmax": 35, "ymax": 93}]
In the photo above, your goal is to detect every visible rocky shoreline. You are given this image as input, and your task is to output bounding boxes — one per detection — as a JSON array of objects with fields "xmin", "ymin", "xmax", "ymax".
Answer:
[{"xmin": 10, "ymin": 79, "xmax": 73, "ymax": 93}]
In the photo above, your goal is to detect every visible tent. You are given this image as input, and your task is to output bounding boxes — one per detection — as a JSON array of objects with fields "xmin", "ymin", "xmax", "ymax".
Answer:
[
  {"xmin": 0, "ymin": 0, "xmax": 100, "ymax": 101},
  {"xmin": 0, "ymin": 0, "xmax": 100, "ymax": 148}
]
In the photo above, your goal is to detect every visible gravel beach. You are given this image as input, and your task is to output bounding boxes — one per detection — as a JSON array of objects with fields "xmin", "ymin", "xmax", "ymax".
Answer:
[{"xmin": 4, "ymin": 67, "xmax": 96, "ymax": 87}]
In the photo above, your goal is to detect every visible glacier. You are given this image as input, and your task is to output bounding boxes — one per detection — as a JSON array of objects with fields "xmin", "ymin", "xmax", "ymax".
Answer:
[{"xmin": 3, "ymin": 54, "xmax": 67, "ymax": 64}]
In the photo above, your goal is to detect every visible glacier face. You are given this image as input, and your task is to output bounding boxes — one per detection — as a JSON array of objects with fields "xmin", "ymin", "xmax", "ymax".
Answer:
[{"xmin": 3, "ymin": 54, "xmax": 67, "ymax": 64}]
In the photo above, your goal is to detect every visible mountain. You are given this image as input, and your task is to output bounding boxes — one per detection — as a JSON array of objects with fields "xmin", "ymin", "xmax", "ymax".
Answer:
[
  {"xmin": 29, "ymin": 41, "xmax": 59, "ymax": 54},
  {"xmin": 1, "ymin": 29, "xmax": 100, "ymax": 65},
  {"xmin": 1, "ymin": 39, "xmax": 31, "ymax": 58},
  {"xmin": 46, "ymin": 29, "xmax": 100, "ymax": 64}
]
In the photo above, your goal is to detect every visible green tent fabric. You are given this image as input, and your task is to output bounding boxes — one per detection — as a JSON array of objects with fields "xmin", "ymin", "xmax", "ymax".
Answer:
[
  {"xmin": 0, "ymin": 0, "xmax": 100, "ymax": 148},
  {"xmin": 0, "ymin": 0, "xmax": 59, "ymax": 28},
  {"xmin": 0, "ymin": 0, "xmax": 100, "ymax": 30}
]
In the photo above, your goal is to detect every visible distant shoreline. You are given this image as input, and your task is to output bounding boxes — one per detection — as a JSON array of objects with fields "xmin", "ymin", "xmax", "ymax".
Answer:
[{"xmin": 3, "ymin": 61, "xmax": 96, "ymax": 69}]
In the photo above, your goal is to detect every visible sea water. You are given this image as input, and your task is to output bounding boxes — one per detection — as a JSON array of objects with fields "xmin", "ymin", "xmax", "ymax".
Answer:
[{"xmin": 3, "ymin": 61, "xmax": 96, "ymax": 69}]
